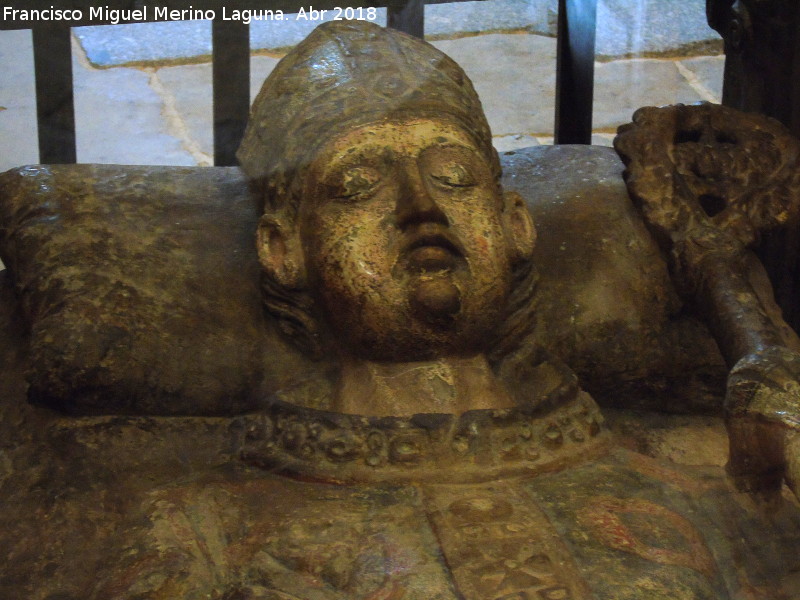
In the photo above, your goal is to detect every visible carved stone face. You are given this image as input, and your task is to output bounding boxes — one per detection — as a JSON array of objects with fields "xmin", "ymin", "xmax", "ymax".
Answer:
[
  {"xmin": 258, "ymin": 117, "xmax": 535, "ymax": 361},
  {"xmin": 300, "ymin": 118, "xmax": 530, "ymax": 360}
]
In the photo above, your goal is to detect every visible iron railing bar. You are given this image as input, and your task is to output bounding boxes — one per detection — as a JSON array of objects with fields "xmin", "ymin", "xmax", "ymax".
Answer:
[
  {"xmin": 387, "ymin": 0, "xmax": 425, "ymax": 38},
  {"xmin": 554, "ymin": 0, "xmax": 597, "ymax": 144},
  {"xmin": 212, "ymin": 20, "xmax": 250, "ymax": 166},
  {"xmin": 32, "ymin": 24, "xmax": 77, "ymax": 163}
]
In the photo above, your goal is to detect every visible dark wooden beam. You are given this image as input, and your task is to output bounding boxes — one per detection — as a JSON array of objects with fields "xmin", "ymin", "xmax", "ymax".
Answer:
[
  {"xmin": 554, "ymin": 0, "xmax": 597, "ymax": 144},
  {"xmin": 707, "ymin": 0, "xmax": 800, "ymax": 332},
  {"xmin": 212, "ymin": 19, "xmax": 250, "ymax": 166},
  {"xmin": 32, "ymin": 24, "xmax": 76, "ymax": 163},
  {"xmin": 707, "ymin": 0, "xmax": 800, "ymax": 137}
]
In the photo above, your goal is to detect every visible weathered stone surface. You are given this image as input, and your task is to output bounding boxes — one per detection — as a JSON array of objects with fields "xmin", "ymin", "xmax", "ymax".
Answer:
[
  {"xmin": 435, "ymin": 34, "xmax": 557, "ymax": 136},
  {"xmin": 596, "ymin": 0, "xmax": 721, "ymax": 58},
  {"xmin": 593, "ymin": 59, "xmax": 703, "ymax": 130},
  {"xmin": 73, "ymin": 59, "xmax": 197, "ymax": 165},
  {"xmin": 678, "ymin": 55, "xmax": 725, "ymax": 102},
  {"xmin": 0, "ymin": 164, "xmax": 313, "ymax": 416},
  {"xmin": 0, "ymin": 30, "xmax": 38, "ymax": 172},
  {"xmin": 606, "ymin": 409, "xmax": 728, "ymax": 467},
  {"xmin": 1, "ymin": 392, "xmax": 798, "ymax": 599},
  {"xmin": 75, "ymin": 19, "xmax": 214, "ymax": 67},
  {"xmin": 74, "ymin": 1, "xmax": 555, "ymax": 67},
  {"xmin": 153, "ymin": 62, "xmax": 214, "ymax": 163},
  {"xmin": 501, "ymin": 144, "xmax": 726, "ymax": 411},
  {"xmin": 0, "ymin": 145, "xmax": 729, "ymax": 416},
  {"xmin": 153, "ymin": 55, "xmax": 281, "ymax": 162}
]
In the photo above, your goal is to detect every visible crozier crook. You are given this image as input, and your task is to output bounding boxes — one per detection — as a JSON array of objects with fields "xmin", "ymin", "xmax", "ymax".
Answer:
[{"xmin": 616, "ymin": 102, "xmax": 800, "ymax": 496}]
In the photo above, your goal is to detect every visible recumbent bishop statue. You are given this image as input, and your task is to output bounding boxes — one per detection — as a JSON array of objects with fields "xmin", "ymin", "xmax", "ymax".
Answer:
[{"xmin": 3, "ymin": 19, "xmax": 800, "ymax": 600}]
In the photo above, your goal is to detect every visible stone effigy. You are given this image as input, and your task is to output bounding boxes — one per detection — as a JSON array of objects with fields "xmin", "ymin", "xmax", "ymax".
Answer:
[{"xmin": 1, "ymin": 19, "xmax": 800, "ymax": 599}]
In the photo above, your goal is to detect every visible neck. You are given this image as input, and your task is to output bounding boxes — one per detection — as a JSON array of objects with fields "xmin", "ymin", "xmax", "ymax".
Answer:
[{"xmin": 334, "ymin": 354, "xmax": 515, "ymax": 417}]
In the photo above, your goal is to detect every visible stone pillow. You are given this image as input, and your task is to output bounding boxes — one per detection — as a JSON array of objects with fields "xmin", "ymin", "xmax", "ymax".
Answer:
[
  {"xmin": 0, "ymin": 146, "xmax": 722, "ymax": 416},
  {"xmin": 501, "ymin": 145, "xmax": 725, "ymax": 410},
  {"xmin": 0, "ymin": 164, "xmax": 310, "ymax": 416}
]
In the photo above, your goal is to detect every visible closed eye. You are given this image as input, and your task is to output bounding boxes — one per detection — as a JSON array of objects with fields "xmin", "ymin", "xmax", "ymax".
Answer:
[
  {"xmin": 331, "ymin": 166, "xmax": 383, "ymax": 201},
  {"xmin": 430, "ymin": 163, "xmax": 476, "ymax": 188}
]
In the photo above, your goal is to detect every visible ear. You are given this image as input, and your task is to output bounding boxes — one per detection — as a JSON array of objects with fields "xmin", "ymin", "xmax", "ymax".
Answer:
[
  {"xmin": 256, "ymin": 213, "xmax": 306, "ymax": 289},
  {"xmin": 503, "ymin": 190, "xmax": 536, "ymax": 263}
]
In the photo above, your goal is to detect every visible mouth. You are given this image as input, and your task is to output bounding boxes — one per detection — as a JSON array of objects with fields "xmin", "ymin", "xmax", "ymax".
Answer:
[{"xmin": 403, "ymin": 228, "xmax": 464, "ymax": 274}]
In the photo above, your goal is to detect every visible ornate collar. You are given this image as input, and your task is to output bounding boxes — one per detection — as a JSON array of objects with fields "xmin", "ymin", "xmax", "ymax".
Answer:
[{"xmin": 239, "ymin": 377, "xmax": 611, "ymax": 484}]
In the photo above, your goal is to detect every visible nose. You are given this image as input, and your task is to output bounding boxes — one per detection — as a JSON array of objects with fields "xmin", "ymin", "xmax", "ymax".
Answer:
[{"xmin": 394, "ymin": 160, "xmax": 449, "ymax": 230}]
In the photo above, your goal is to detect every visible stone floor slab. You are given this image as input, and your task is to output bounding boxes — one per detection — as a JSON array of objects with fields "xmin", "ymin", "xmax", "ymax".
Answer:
[
  {"xmin": 0, "ymin": 30, "xmax": 36, "ymax": 109},
  {"xmin": 72, "ymin": 52, "xmax": 197, "ymax": 165},
  {"xmin": 678, "ymin": 55, "xmax": 725, "ymax": 103},
  {"xmin": 153, "ymin": 63, "xmax": 214, "ymax": 164},
  {"xmin": 0, "ymin": 30, "xmax": 39, "ymax": 172},
  {"xmin": 250, "ymin": 55, "xmax": 283, "ymax": 100},
  {"xmin": 1, "ymin": 22, "xmax": 726, "ymax": 172},
  {"xmin": 593, "ymin": 58, "xmax": 704, "ymax": 131},
  {"xmin": 75, "ymin": 0, "xmax": 555, "ymax": 67},
  {"xmin": 435, "ymin": 33, "xmax": 556, "ymax": 137},
  {"xmin": 425, "ymin": 0, "xmax": 554, "ymax": 38},
  {"xmin": 73, "ymin": 0, "xmax": 722, "ymax": 68},
  {"xmin": 154, "ymin": 55, "xmax": 281, "ymax": 162},
  {"xmin": 596, "ymin": 0, "xmax": 721, "ymax": 58},
  {"xmin": 75, "ymin": 20, "xmax": 213, "ymax": 67},
  {"xmin": 0, "ymin": 105, "xmax": 39, "ymax": 173}
]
